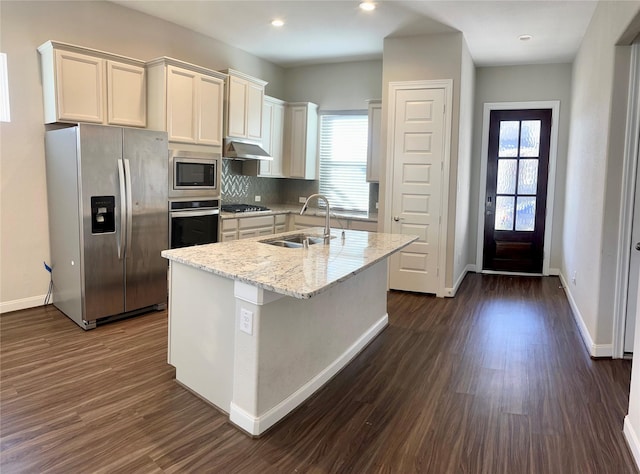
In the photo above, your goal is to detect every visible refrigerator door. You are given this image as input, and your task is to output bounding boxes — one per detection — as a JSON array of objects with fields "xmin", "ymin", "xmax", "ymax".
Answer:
[
  {"xmin": 123, "ymin": 127, "xmax": 168, "ymax": 311},
  {"xmin": 78, "ymin": 124, "xmax": 126, "ymax": 320}
]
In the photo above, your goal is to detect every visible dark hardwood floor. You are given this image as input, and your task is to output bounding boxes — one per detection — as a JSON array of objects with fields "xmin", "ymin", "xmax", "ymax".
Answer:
[{"xmin": 1, "ymin": 274, "xmax": 637, "ymax": 473}]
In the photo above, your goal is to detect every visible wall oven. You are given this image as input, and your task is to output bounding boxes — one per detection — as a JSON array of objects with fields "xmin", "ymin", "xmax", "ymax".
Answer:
[
  {"xmin": 169, "ymin": 149, "xmax": 220, "ymax": 199},
  {"xmin": 170, "ymin": 199, "xmax": 219, "ymax": 249}
]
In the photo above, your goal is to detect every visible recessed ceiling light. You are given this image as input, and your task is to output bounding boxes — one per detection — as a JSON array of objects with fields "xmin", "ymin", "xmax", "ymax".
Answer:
[
  {"xmin": 519, "ymin": 34, "xmax": 533, "ymax": 41},
  {"xmin": 271, "ymin": 19, "xmax": 284, "ymax": 27},
  {"xmin": 359, "ymin": 2, "xmax": 376, "ymax": 11}
]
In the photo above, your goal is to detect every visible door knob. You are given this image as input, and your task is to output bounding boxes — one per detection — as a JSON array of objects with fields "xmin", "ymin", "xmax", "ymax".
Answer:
[
  {"xmin": 393, "ymin": 216, "xmax": 404, "ymax": 222},
  {"xmin": 636, "ymin": 242, "xmax": 640, "ymax": 251}
]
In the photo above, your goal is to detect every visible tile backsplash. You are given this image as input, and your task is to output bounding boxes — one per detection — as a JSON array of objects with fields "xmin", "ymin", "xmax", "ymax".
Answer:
[{"xmin": 221, "ymin": 159, "xmax": 379, "ymax": 214}]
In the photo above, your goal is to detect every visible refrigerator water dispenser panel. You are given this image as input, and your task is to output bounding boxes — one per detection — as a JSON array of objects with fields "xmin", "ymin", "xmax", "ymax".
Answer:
[{"xmin": 91, "ymin": 196, "xmax": 115, "ymax": 234}]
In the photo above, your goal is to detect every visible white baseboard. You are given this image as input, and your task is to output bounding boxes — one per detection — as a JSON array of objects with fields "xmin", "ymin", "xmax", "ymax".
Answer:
[
  {"xmin": 559, "ymin": 272, "xmax": 613, "ymax": 358},
  {"xmin": 549, "ymin": 267, "xmax": 561, "ymax": 276},
  {"xmin": 625, "ymin": 416, "xmax": 640, "ymax": 471},
  {"xmin": 0, "ymin": 295, "xmax": 46, "ymax": 314},
  {"xmin": 444, "ymin": 264, "xmax": 475, "ymax": 298},
  {"xmin": 229, "ymin": 313, "xmax": 389, "ymax": 436}
]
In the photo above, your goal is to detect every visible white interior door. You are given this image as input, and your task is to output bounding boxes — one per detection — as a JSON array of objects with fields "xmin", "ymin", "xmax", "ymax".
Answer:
[
  {"xmin": 388, "ymin": 86, "xmax": 446, "ymax": 294},
  {"xmin": 625, "ymin": 129, "xmax": 640, "ymax": 353}
]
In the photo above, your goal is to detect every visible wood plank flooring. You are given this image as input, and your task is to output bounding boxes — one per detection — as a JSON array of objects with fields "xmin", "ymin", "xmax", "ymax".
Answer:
[{"xmin": 1, "ymin": 274, "xmax": 637, "ymax": 473}]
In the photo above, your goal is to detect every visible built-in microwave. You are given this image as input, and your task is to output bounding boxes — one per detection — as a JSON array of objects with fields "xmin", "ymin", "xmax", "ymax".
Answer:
[{"xmin": 168, "ymin": 149, "xmax": 220, "ymax": 199}]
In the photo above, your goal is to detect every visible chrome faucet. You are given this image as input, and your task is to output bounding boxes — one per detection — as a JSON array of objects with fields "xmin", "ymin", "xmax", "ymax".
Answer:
[{"xmin": 300, "ymin": 194, "xmax": 331, "ymax": 244}]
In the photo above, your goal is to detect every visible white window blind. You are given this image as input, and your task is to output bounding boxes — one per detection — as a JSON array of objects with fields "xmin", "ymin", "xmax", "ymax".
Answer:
[{"xmin": 319, "ymin": 113, "xmax": 369, "ymax": 212}]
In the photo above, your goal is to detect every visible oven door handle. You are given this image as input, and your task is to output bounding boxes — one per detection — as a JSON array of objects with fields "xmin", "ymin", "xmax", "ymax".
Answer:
[{"xmin": 170, "ymin": 209, "xmax": 220, "ymax": 218}]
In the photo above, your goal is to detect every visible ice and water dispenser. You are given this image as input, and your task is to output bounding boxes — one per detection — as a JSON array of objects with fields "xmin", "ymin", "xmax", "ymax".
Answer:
[{"xmin": 91, "ymin": 196, "xmax": 115, "ymax": 234}]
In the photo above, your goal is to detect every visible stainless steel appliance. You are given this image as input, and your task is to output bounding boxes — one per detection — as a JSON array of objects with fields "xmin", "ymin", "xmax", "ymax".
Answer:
[
  {"xmin": 169, "ymin": 149, "xmax": 220, "ymax": 199},
  {"xmin": 221, "ymin": 203, "xmax": 270, "ymax": 213},
  {"xmin": 45, "ymin": 124, "xmax": 169, "ymax": 330},
  {"xmin": 170, "ymin": 199, "xmax": 220, "ymax": 248}
]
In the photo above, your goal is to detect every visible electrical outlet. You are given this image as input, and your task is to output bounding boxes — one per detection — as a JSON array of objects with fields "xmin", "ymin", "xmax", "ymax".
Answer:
[
  {"xmin": 240, "ymin": 308, "xmax": 253, "ymax": 335},
  {"xmin": 255, "ymin": 195, "xmax": 261, "ymax": 202},
  {"xmin": 299, "ymin": 196, "xmax": 307, "ymax": 204},
  {"xmin": 375, "ymin": 202, "xmax": 379, "ymax": 210},
  {"xmin": 571, "ymin": 271, "xmax": 577, "ymax": 285}
]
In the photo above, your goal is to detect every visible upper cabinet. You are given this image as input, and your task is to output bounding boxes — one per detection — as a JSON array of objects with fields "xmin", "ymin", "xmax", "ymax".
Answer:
[
  {"xmin": 260, "ymin": 96, "xmax": 286, "ymax": 178},
  {"xmin": 366, "ymin": 99, "xmax": 382, "ymax": 183},
  {"xmin": 38, "ymin": 41, "xmax": 146, "ymax": 127},
  {"xmin": 285, "ymin": 102, "xmax": 319, "ymax": 180},
  {"xmin": 147, "ymin": 57, "xmax": 226, "ymax": 146},
  {"xmin": 222, "ymin": 69, "xmax": 267, "ymax": 141}
]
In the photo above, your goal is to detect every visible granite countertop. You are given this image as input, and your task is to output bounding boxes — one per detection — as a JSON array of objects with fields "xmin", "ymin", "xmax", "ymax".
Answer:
[
  {"xmin": 161, "ymin": 228, "xmax": 416, "ymax": 299},
  {"xmin": 220, "ymin": 204, "xmax": 378, "ymax": 223}
]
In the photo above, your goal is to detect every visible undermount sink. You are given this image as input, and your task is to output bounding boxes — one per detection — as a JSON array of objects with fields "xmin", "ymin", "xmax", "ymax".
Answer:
[{"xmin": 260, "ymin": 233, "xmax": 328, "ymax": 248}]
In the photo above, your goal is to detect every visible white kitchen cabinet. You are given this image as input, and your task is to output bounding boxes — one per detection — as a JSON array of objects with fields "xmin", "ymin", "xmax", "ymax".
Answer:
[
  {"xmin": 293, "ymin": 214, "xmax": 377, "ymax": 232},
  {"xmin": 221, "ymin": 218, "xmax": 239, "ymax": 242},
  {"xmin": 274, "ymin": 214, "xmax": 288, "ymax": 234},
  {"xmin": 147, "ymin": 57, "xmax": 225, "ymax": 146},
  {"xmin": 38, "ymin": 41, "xmax": 146, "ymax": 127},
  {"xmin": 223, "ymin": 69, "xmax": 267, "ymax": 141},
  {"xmin": 259, "ymin": 96, "xmax": 286, "ymax": 177},
  {"xmin": 284, "ymin": 102, "xmax": 318, "ymax": 180},
  {"xmin": 366, "ymin": 100, "xmax": 382, "ymax": 183}
]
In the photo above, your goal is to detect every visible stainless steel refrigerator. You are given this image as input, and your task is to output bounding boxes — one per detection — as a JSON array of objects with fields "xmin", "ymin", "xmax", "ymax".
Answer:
[{"xmin": 45, "ymin": 124, "xmax": 168, "ymax": 330}]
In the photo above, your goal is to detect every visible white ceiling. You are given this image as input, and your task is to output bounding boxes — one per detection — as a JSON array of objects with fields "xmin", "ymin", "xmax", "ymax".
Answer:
[{"xmin": 112, "ymin": 0, "xmax": 599, "ymax": 68}]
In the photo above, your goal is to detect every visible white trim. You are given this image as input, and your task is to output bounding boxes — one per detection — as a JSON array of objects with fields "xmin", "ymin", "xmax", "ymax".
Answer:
[
  {"xmin": 624, "ymin": 416, "xmax": 640, "ymax": 471},
  {"xmin": 559, "ymin": 272, "xmax": 613, "ymax": 358},
  {"xmin": 548, "ymin": 267, "xmax": 561, "ymax": 276},
  {"xmin": 229, "ymin": 313, "xmax": 389, "ymax": 436},
  {"xmin": 476, "ymin": 101, "xmax": 560, "ymax": 276},
  {"xmin": 0, "ymin": 295, "xmax": 46, "ymax": 314},
  {"xmin": 613, "ymin": 42, "xmax": 640, "ymax": 358},
  {"xmin": 444, "ymin": 264, "xmax": 475, "ymax": 297},
  {"xmin": 482, "ymin": 270, "xmax": 542, "ymax": 277},
  {"xmin": 385, "ymin": 79, "xmax": 453, "ymax": 298}
]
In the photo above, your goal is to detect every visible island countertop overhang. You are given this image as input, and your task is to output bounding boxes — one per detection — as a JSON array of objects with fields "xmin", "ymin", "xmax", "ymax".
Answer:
[{"xmin": 161, "ymin": 228, "xmax": 417, "ymax": 299}]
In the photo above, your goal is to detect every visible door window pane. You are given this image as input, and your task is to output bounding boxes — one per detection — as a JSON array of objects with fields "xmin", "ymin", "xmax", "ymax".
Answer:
[
  {"xmin": 518, "ymin": 159, "xmax": 538, "ymax": 195},
  {"xmin": 515, "ymin": 196, "xmax": 536, "ymax": 231},
  {"xmin": 498, "ymin": 121, "xmax": 519, "ymax": 157},
  {"xmin": 520, "ymin": 120, "xmax": 541, "ymax": 157},
  {"xmin": 495, "ymin": 196, "xmax": 515, "ymax": 231},
  {"xmin": 496, "ymin": 159, "xmax": 517, "ymax": 194}
]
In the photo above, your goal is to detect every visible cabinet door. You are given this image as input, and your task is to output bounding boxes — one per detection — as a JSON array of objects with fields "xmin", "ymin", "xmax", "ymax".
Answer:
[
  {"xmin": 366, "ymin": 102, "xmax": 382, "ymax": 182},
  {"xmin": 270, "ymin": 102, "xmax": 285, "ymax": 177},
  {"xmin": 260, "ymin": 99, "xmax": 274, "ymax": 176},
  {"xmin": 287, "ymin": 106, "xmax": 308, "ymax": 179},
  {"xmin": 54, "ymin": 49, "xmax": 104, "ymax": 123},
  {"xmin": 227, "ymin": 75, "xmax": 248, "ymax": 138},
  {"xmin": 260, "ymin": 99, "xmax": 285, "ymax": 177},
  {"xmin": 246, "ymin": 81, "xmax": 264, "ymax": 141},
  {"xmin": 107, "ymin": 60, "xmax": 146, "ymax": 127},
  {"xmin": 167, "ymin": 66, "xmax": 197, "ymax": 143},
  {"xmin": 198, "ymin": 75, "xmax": 224, "ymax": 146}
]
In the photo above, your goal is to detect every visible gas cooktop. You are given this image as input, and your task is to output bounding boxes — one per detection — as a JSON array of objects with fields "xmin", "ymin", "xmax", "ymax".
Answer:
[{"xmin": 221, "ymin": 203, "xmax": 271, "ymax": 213}]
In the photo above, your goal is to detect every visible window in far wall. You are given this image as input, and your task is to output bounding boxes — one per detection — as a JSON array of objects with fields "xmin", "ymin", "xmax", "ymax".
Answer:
[{"xmin": 318, "ymin": 113, "xmax": 369, "ymax": 212}]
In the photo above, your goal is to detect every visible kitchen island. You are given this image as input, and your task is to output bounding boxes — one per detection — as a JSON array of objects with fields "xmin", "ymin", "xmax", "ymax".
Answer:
[{"xmin": 161, "ymin": 228, "xmax": 416, "ymax": 436}]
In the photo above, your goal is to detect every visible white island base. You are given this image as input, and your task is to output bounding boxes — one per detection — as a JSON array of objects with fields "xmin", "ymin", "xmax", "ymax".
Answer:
[{"xmin": 168, "ymin": 259, "xmax": 388, "ymax": 437}]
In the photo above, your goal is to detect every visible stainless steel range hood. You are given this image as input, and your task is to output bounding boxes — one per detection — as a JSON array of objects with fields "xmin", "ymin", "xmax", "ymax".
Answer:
[{"xmin": 223, "ymin": 138, "xmax": 272, "ymax": 161}]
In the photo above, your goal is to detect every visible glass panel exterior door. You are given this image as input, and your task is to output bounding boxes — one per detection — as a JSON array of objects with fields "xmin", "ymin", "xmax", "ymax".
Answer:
[{"xmin": 483, "ymin": 109, "xmax": 552, "ymax": 273}]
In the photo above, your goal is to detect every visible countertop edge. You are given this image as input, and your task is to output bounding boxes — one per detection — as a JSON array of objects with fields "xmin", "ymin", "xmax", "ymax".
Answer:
[{"xmin": 162, "ymin": 230, "xmax": 417, "ymax": 299}]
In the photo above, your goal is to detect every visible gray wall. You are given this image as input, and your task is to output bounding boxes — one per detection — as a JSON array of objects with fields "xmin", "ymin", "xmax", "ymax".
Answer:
[
  {"xmin": 471, "ymin": 63, "xmax": 573, "ymax": 272},
  {"xmin": 563, "ymin": 0, "xmax": 640, "ymax": 347},
  {"xmin": 0, "ymin": 0, "xmax": 285, "ymax": 309}
]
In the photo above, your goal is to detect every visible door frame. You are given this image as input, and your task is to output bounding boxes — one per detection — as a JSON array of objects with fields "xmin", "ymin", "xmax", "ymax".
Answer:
[
  {"xmin": 384, "ymin": 79, "xmax": 453, "ymax": 297},
  {"xmin": 476, "ymin": 101, "xmax": 560, "ymax": 275},
  {"xmin": 613, "ymin": 41, "xmax": 640, "ymax": 358}
]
